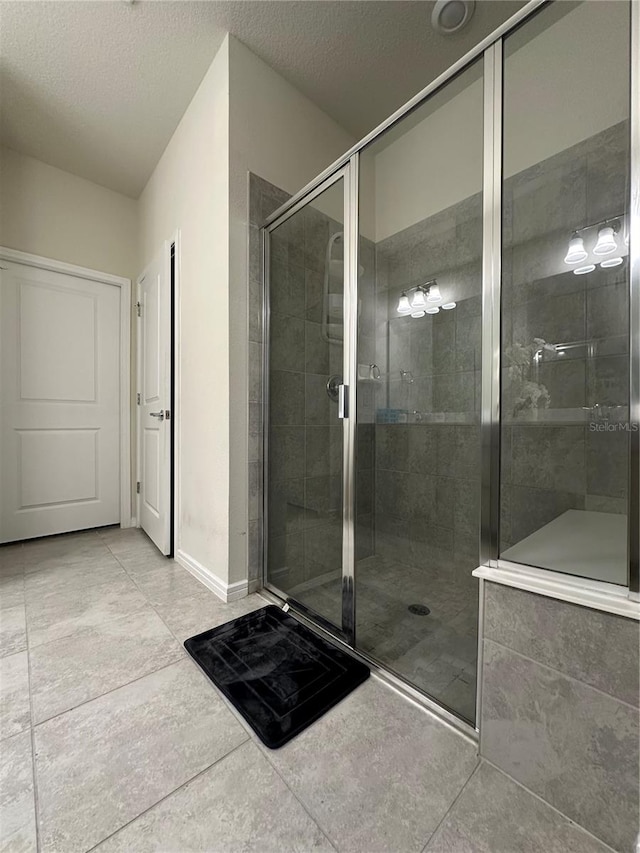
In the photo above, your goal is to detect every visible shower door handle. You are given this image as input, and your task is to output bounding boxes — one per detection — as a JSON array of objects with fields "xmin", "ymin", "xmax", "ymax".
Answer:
[{"xmin": 338, "ymin": 385, "xmax": 349, "ymax": 419}]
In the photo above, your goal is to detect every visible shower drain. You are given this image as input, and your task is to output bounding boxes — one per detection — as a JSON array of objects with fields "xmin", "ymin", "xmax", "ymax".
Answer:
[{"xmin": 408, "ymin": 604, "xmax": 431, "ymax": 616}]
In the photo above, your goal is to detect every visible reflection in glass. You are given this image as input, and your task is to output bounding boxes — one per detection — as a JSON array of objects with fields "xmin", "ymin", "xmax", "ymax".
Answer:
[
  {"xmin": 499, "ymin": 0, "xmax": 631, "ymax": 586},
  {"xmin": 354, "ymin": 61, "xmax": 484, "ymax": 724}
]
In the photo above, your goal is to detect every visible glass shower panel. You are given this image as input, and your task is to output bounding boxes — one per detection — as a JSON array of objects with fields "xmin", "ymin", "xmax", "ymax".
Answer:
[
  {"xmin": 265, "ymin": 177, "xmax": 346, "ymax": 630},
  {"xmin": 500, "ymin": 1, "xmax": 631, "ymax": 585},
  {"xmin": 355, "ymin": 61, "xmax": 484, "ymax": 724}
]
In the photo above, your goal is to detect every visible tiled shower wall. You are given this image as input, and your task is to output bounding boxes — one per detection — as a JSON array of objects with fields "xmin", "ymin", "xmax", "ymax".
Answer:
[
  {"xmin": 371, "ymin": 194, "xmax": 483, "ymax": 573},
  {"xmin": 480, "ymin": 581, "xmax": 639, "ymax": 852}
]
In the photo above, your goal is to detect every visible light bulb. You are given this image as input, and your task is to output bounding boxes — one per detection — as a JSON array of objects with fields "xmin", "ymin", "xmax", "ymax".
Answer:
[
  {"xmin": 573, "ymin": 264, "xmax": 595, "ymax": 275},
  {"xmin": 411, "ymin": 310, "xmax": 426, "ymax": 319},
  {"xmin": 600, "ymin": 257, "xmax": 623, "ymax": 268},
  {"xmin": 564, "ymin": 233, "xmax": 587, "ymax": 264},
  {"xmin": 397, "ymin": 293, "xmax": 411, "ymax": 314},
  {"xmin": 593, "ymin": 225, "xmax": 617, "ymax": 256},
  {"xmin": 442, "ymin": 302, "xmax": 456, "ymax": 310},
  {"xmin": 425, "ymin": 306, "xmax": 440, "ymax": 314},
  {"xmin": 427, "ymin": 283, "xmax": 442, "ymax": 303},
  {"xmin": 411, "ymin": 288, "xmax": 427, "ymax": 310}
]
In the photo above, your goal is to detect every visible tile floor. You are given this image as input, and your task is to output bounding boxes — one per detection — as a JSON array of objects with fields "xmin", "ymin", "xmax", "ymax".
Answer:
[{"xmin": 0, "ymin": 527, "xmax": 612, "ymax": 853}]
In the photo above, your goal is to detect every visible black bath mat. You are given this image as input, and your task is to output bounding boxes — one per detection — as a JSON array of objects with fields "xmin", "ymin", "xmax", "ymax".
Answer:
[{"xmin": 184, "ymin": 605, "xmax": 369, "ymax": 749}]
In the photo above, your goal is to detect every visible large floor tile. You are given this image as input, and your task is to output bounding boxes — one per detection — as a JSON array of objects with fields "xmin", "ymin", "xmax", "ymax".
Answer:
[
  {"xmin": 0, "ymin": 545, "xmax": 24, "ymax": 578},
  {"xmin": 100, "ymin": 528, "xmax": 160, "ymax": 560},
  {"xmin": 30, "ymin": 608, "xmax": 184, "ymax": 723},
  {"xmin": 35, "ymin": 658, "xmax": 248, "ymax": 853},
  {"xmin": 155, "ymin": 590, "xmax": 267, "ymax": 643},
  {"xmin": 0, "ymin": 652, "xmax": 30, "ymax": 739},
  {"xmin": 0, "ymin": 730, "xmax": 37, "ymax": 853},
  {"xmin": 26, "ymin": 574, "xmax": 148, "ymax": 648},
  {"xmin": 0, "ymin": 605, "xmax": 27, "ymax": 658},
  {"xmin": 95, "ymin": 741, "xmax": 335, "ymax": 853},
  {"xmin": 264, "ymin": 677, "xmax": 478, "ymax": 853},
  {"xmin": 127, "ymin": 562, "xmax": 209, "ymax": 607},
  {"xmin": 425, "ymin": 762, "xmax": 611, "ymax": 853},
  {"xmin": 22, "ymin": 534, "xmax": 108, "ymax": 573},
  {"xmin": 117, "ymin": 551, "xmax": 175, "ymax": 575},
  {"xmin": 0, "ymin": 576, "xmax": 25, "ymax": 610},
  {"xmin": 24, "ymin": 555, "xmax": 126, "ymax": 598}
]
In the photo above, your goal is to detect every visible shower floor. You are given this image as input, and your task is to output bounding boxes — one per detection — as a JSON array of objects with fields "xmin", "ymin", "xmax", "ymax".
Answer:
[{"xmin": 289, "ymin": 555, "xmax": 478, "ymax": 723}]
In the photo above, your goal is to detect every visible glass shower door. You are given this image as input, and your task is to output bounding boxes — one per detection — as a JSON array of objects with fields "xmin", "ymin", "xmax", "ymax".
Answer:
[{"xmin": 264, "ymin": 171, "xmax": 352, "ymax": 638}]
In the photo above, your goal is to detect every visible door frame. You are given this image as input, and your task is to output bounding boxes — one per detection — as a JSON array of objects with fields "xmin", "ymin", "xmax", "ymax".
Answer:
[
  {"xmin": 261, "ymin": 164, "xmax": 356, "ymax": 644},
  {"xmin": 135, "ymin": 237, "xmax": 178, "ymax": 554},
  {"xmin": 0, "ymin": 246, "xmax": 133, "ymax": 528}
]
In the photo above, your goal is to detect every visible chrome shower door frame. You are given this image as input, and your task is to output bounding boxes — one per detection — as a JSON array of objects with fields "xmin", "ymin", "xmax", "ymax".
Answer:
[{"xmin": 261, "ymin": 162, "xmax": 359, "ymax": 645}]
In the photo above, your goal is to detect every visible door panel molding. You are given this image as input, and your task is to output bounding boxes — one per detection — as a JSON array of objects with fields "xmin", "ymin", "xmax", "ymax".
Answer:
[{"xmin": 0, "ymin": 246, "xmax": 132, "ymax": 530}]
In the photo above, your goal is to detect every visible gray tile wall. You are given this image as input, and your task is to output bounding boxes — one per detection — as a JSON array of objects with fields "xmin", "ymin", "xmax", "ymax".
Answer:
[
  {"xmin": 371, "ymin": 193, "xmax": 483, "ymax": 575},
  {"xmin": 500, "ymin": 121, "xmax": 630, "ymax": 551},
  {"xmin": 480, "ymin": 581, "xmax": 639, "ymax": 852}
]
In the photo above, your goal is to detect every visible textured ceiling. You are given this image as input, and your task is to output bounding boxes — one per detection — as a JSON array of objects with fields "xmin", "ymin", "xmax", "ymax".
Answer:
[{"xmin": 0, "ymin": 1, "xmax": 525, "ymax": 198}]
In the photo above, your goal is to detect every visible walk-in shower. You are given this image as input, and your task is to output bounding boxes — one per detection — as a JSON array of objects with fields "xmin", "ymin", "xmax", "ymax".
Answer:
[{"xmin": 260, "ymin": 0, "xmax": 639, "ymax": 729}]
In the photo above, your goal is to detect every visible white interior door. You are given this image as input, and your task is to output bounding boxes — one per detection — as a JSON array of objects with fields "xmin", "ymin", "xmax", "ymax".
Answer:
[
  {"xmin": 137, "ymin": 244, "xmax": 171, "ymax": 555},
  {"xmin": 0, "ymin": 261, "xmax": 121, "ymax": 542}
]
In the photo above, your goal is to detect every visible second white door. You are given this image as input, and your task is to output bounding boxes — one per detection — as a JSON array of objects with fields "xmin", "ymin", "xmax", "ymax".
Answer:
[{"xmin": 137, "ymin": 244, "xmax": 171, "ymax": 555}]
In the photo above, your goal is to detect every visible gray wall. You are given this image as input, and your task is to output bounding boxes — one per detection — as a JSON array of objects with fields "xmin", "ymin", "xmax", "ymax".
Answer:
[
  {"xmin": 480, "ymin": 581, "xmax": 639, "ymax": 852},
  {"xmin": 372, "ymin": 193, "xmax": 483, "ymax": 575}
]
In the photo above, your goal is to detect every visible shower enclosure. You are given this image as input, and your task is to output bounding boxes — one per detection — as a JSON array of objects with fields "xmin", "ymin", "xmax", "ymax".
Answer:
[{"xmin": 261, "ymin": 0, "xmax": 639, "ymax": 729}]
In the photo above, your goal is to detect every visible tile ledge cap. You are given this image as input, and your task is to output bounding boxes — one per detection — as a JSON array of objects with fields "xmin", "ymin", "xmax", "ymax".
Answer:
[{"xmin": 473, "ymin": 563, "xmax": 640, "ymax": 620}]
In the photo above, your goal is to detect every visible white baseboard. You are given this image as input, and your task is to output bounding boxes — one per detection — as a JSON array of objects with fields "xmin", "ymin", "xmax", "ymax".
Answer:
[{"xmin": 175, "ymin": 549, "xmax": 249, "ymax": 604}]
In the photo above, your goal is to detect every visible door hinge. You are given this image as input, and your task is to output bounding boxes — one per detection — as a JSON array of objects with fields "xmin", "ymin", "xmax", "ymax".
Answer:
[
  {"xmin": 136, "ymin": 393, "xmax": 141, "ymax": 405},
  {"xmin": 136, "ymin": 301, "xmax": 141, "ymax": 317},
  {"xmin": 136, "ymin": 481, "xmax": 141, "ymax": 494}
]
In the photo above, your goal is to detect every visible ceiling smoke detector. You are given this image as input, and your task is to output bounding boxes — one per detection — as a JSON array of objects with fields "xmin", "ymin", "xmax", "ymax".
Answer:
[{"xmin": 431, "ymin": 0, "xmax": 475, "ymax": 34}]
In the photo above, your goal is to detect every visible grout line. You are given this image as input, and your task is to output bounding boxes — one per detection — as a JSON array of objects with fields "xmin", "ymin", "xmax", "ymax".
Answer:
[
  {"xmin": 25, "ymin": 530, "xmax": 266, "ymax": 851},
  {"xmin": 483, "ymin": 635, "xmax": 639, "ymax": 710},
  {"xmin": 83, "ymin": 739, "xmax": 251, "ymax": 852},
  {"xmin": 31, "ymin": 658, "xmax": 185, "ymax": 730},
  {"xmin": 108, "ymin": 543, "xmax": 274, "ymax": 747},
  {"xmin": 419, "ymin": 759, "xmax": 482, "ymax": 853},
  {"xmin": 23, "ymin": 588, "xmax": 42, "ymax": 853},
  {"xmin": 256, "ymin": 742, "xmax": 340, "ymax": 853},
  {"xmin": 22, "ymin": 590, "xmax": 151, "ymax": 655},
  {"xmin": 478, "ymin": 757, "xmax": 620, "ymax": 853}
]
